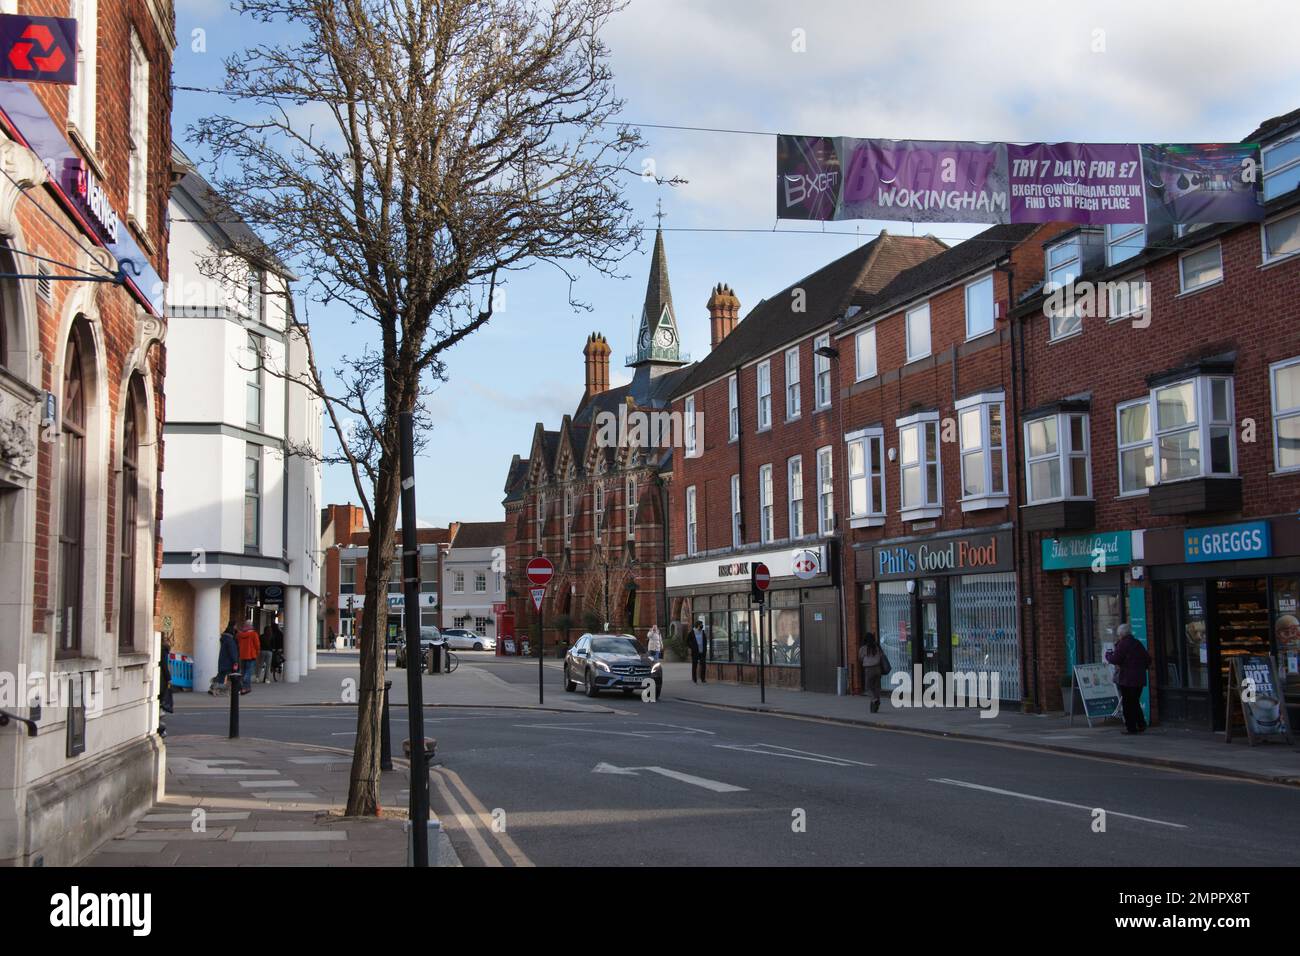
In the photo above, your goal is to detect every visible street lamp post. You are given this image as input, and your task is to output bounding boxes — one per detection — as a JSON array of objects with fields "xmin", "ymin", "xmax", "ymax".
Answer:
[{"xmin": 815, "ymin": 343, "xmax": 851, "ymax": 696}]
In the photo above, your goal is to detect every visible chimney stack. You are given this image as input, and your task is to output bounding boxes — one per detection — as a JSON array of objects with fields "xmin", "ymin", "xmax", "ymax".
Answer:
[
  {"xmin": 707, "ymin": 283, "xmax": 741, "ymax": 349},
  {"xmin": 583, "ymin": 332, "xmax": 611, "ymax": 402}
]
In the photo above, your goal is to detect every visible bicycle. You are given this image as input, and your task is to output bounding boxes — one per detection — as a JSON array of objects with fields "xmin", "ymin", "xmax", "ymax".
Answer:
[{"xmin": 419, "ymin": 646, "xmax": 460, "ymax": 673}]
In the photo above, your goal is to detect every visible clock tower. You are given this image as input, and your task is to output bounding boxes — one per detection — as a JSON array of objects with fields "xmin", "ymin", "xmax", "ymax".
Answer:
[{"xmin": 627, "ymin": 224, "xmax": 687, "ymax": 373}]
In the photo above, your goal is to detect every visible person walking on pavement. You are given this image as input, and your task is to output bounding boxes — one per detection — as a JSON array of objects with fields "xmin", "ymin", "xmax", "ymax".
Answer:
[
  {"xmin": 236, "ymin": 619, "xmax": 261, "ymax": 695},
  {"xmin": 689, "ymin": 619, "xmax": 708, "ymax": 684},
  {"xmin": 211, "ymin": 620, "xmax": 240, "ymax": 695},
  {"xmin": 859, "ymin": 630, "xmax": 885, "ymax": 713},
  {"xmin": 259, "ymin": 617, "xmax": 283, "ymax": 682},
  {"xmin": 1105, "ymin": 623, "xmax": 1150, "ymax": 734},
  {"xmin": 647, "ymin": 625, "xmax": 663, "ymax": 661},
  {"xmin": 158, "ymin": 634, "xmax": 174, "ymax": 736}
]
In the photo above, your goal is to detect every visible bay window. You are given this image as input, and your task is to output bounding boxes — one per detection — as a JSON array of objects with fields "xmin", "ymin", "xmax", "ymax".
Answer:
[
  {"xmin": 845, "ymin": 427, "xmax": 885, "ymax": 526},
  {"xmin": 787, "ymin": 456, "xmax": 804, "ymax": 538},
  {"xmin": 956, "ymin": 393, "xmax": 1009, "ymax": 509},
  {"xmin": 1023, "ymin": 411, "xmax": 1090, "ymax": 503},
  {"xmin": 814, "ymin": 334, "xmax": 831, "ymax": 408},
  {"xmin": 686, "ymin": 486, "xmax": 698, "ymax": 556},
  {"xmin": 759, "ymin": 465, "xmax": 773, "ymax": 544},
  {"xmin": 757, "ymin": 360, "xmax": 771, "ymax": 430},
  {"xmin": 785, "ymin": 347, "xmax": 801, "ymax": 419},
  {"xmin": 816, "ymin": 446, "xmax": 834, "ymax": 535},
  {"xmin": 1272, "ymin": 357, "xmax": 1300, "ymax": 472},
  {"xmin": 1153, "ymin": 376, "xmax": 1234, "ymax": 480},
  {"xmin": 897, "ymin": 413, "xmax": 941, "ymax": 519},
  {"xmin": 1117, "ymin": 399, "xmax": 1154, "ymax": 494}
]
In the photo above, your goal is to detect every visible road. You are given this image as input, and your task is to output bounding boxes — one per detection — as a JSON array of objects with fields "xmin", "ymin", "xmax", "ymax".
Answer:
[{"xmin": 167, "ymin": 654, "xmax": 1300, "ymax": 867}]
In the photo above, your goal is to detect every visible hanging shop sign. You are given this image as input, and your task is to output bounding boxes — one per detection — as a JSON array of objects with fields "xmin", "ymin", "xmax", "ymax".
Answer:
[
  {"xmin": 871, "ymin": 531, "xmax": 1012, "ymax": 581},
  {"xmin": 1183, "ymin": 520, "xmax": 1271, "ymax": 563},
  {"xmin": 1042, "ymin": 531, "xmax": 1132, "ymax": 571},
  {"xmin": 62, "ymin": 158, "xmax": 119, "ymax": 244},
  {"xmin": 776, "ymin": 136, "xmax": 1262, "ymax": 226},
  {"xmin": 0, "ymin": 15, "xmax": 76, "ymax": 86}
]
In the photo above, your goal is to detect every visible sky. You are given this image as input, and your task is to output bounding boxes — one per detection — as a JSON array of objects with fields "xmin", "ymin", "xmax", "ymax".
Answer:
[{"xmin": 170, "ymin": 0, "xmax": 1300, "ymax": 526}]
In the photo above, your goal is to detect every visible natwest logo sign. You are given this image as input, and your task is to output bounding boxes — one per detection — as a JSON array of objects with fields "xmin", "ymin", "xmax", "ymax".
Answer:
[
  {"xmin": 61, "ymin": 158, "xmax": 119, "ymax": 244},
  {"xmin": 0, "ymin": 15, "xmax": 76, "ymax": 86}
]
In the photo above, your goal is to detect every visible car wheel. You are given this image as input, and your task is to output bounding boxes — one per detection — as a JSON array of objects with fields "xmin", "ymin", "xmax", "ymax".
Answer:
[
  {"xmin": 473, "ymin": 643, "xmax": 483, "ymax": 651},
  {"xmin": 563, "ymin": 665, "xmax": 576, "ymax": 693},
  {"xmin": 584, "ymin": 669, "xmax": 599, "ymax": 697}
]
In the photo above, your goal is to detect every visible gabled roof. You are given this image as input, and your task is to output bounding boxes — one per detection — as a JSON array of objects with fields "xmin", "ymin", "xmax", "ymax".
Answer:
[
  {"xmin": 448, "ymin": 521, "xmax": 507, "ymax": 549},
  {"xmin": 669, "ymin": 233, "xmax": 946, "ymax": 398},
  {"xmin": 1243, "ymin": 106, "xmax": 1300, "ymax": 145}
]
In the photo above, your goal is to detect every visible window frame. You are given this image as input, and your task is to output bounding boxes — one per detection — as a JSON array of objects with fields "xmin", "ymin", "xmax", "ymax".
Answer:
[
  {"xmin": 784, "ymin": 346, "xmax": 801, "ymax": 420},
  {"xmin": 1107, "ymin": 272, "xmax": 1148, "ymax": 323},
  {"xmin": 243, "ymin": 443, "xmax": 261, "ymax": 552},
  {"xmin": 905, "ymin": 302, "xmax": 931, "ymax": 363},
  {"xmin": 758, "ymin": 464, "xmax": 774, "ymax": 544},
  {"xmin": 1116, "ymin": 399, "xmax": 1154, "ymax": 496},
  {"xmin": 730, "ymin": 473, "xmax": 741, "ymax": 548},
  {"xmin": 1104, "ymin": 222, "xmax": 1145, "ymax": 267},
  {"xmin": 756, "ymin": 360, "xmax": 771, "ymax": 431},
  {"xmin": 453, "ymin": 571, "xmax": 465, "ymax": 593},
  {"xmin": 816, "ymin": 445, "xmax": 834, "ymax": 536},
  {"xmin": 1263, "ymin": 130, "xmax": 1300, "ymax": 202},
  {"xmin": 127, "ymin": 29, "xmax": 149, "ymax": 227},
  {"xmin": 1271, "ymin": 356, "xmax": 1300, "ymax": 474},
  {"xmin": 474, "ymin": 571, "xmax": 487, "ymax": 593},
  {"xmin": 686, "ymin": 485, "xmax": 698, "ymax": 556},
  {"xmin": 964, "ymin": 273, "xmax": 996, "ymax": 340},
  {"xmin": 854, "ymin": 325, "xmax": 877, "ymax": 382},
  {"xmin": 1023, "ymin": 411, "xmax": 1091, "ymax": 504},
  {"xmin": 845, "ymin": 426, "xmax": 886, "ymax": 527},
  {"xmin": 787, "ymin": 455, "xmax": 804, "ymax": 539},
  {"xmin": 118, "ymin": 376, "xmax": 144, "ymax": 650},
  {"xmin": 246, "ymin": 331, "xmax": 264, "ymax": 427},
  {"xmin": 684, "ymin": 394, "xmax": 697, "ymax": 456},
  {"xmin": 1178, "ymin": 242, "xmax": 1224, "ymax": 294},
  {"xmin": 1150, "ymin": 375, "xmax": 1237, "ymax": 483},
  {"xmin": 814, "ymin": 334, "xmax": 832, "ymax": 409},
  {"xmin": 955, "ymin": 392, "xmax": 1010, "ymax": 510},
  {"xmin": 1261, "ymin": 208, "xmax": 1300, "ymax": 265},
  {"xmin": 896, "ymin": 412, "xmax": 941, "ymax": 520},
  {"xmin": 727, "ymin": 374, "xmax": 739, "ymax": 441},
  {"xmin": 58, "ymin": 328, "xmax": 88, "ymax": 658},
  {"xmin": 625, "ymin": 475, "xmax": 637, "ymax": 536},
  {"xmin": 67, "ymin": 0, "xmax": 99, "ymax": 151}
]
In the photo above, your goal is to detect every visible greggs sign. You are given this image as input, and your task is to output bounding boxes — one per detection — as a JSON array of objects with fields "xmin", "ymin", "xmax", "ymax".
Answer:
[{"xmin": 872, "ymin": 531, "xmax": 1012, "ymax": 581}]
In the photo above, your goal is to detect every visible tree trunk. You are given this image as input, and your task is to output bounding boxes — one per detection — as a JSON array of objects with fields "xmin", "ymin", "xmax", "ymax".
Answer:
[{"xmin": 345, "ymin": 446, "xmax": 401, "ymax": 816}]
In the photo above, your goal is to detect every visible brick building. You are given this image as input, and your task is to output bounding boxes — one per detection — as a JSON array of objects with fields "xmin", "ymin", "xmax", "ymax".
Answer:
[
  {"xmin": 501, "ymin": 228, "xmax": 689, "ymax": 651},
  {"xmin": 664, "ymin": 232, "xmax": 954, "ymax": 691},
  {"xmin": 319, "ymin": 503, "xmax": 454, "ymax": 647},
  {"xmin": 1013, "ymin": 107, "xmax": 1300, "ymax": 726},
  {"xmin": 0, "ymin": 0, "xmax": 175, "ymax": 864}
]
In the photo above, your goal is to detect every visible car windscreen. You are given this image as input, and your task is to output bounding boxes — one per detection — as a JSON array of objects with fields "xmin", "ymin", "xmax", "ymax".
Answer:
[{"xmin": 590, "ymin": 637, "xmax": 641, "ymax": 655}]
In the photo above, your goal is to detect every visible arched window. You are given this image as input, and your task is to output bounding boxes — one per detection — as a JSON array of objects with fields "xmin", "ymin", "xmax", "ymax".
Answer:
[
  {"xmin": 58, "ymin": 328, "xmax": 88, "ymax": 656},
  {"xmin": 118, "ymin": 375, "xmax": 145, "ymax": 650}
]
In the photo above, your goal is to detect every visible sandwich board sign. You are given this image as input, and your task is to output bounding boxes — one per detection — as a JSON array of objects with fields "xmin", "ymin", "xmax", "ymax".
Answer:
[
  {"xmin": 1226, "ymin": 655, "xmax": 1294, "ymax": 746},
  {"xmin": 1068, "ymin": 662, "xmax": 1121, "ymax": 727}
]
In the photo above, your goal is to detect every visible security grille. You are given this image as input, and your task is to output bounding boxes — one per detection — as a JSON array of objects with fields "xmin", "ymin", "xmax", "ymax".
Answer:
[{"xmin": 949, "ymin": 572, "xmax": 1020, "ymax": 700}]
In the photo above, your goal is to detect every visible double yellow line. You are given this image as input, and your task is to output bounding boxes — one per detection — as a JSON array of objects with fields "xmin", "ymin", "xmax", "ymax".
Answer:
[{"xmin": 429, "ymin": 765, "xmax": 534, "ymax": 867}]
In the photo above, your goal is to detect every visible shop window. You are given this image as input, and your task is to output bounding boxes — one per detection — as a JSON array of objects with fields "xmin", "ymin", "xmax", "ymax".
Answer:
[
  {"xmin": 787, "ymin": 456, "xmax": 803, "ymax": 538},
  {"xmin": 728, "ymin": 374, "xmax": 739, "ymax": 441},
  {"xmin": 905, "ymin": 302, "xmax": 930, "ymax": 362},
  {"xmin": 1105, "ymin": 222, "xmax": 1146, "ymax": 267},
  {"xmin": 1178, "ymin": 243, "xmax": 1223, "ymax": 293},
  {"xmin": 816, "ymin": 446, "xmax": 834, "ymax": 535},
  {"xmin": 896, "ymin": 413, "xmax": 940, "ymax": 520},
  {"xmin": 784, "ymin": 347, "xmax": 800, "ymax": 420},
  {"xmin": 1153, "ymin": 376, "xmax": 1235, "ymax": 480},
  {"xmin": 1117, "ymin": 399, "xmax": 1154, "ymax": 494},
  {"xmin": 877, "ymin": 582, "xmax": 911, "ymax": 681},
  {"xmin": 1023, "ymin": 411, "xmax": 1090, "ymax": 503},
  {"xmin": 1262, "ymin": 209, "xmax": 1300, "ymax": 264},
  {"xmin": 956, "ymin": 393, "xmax": 1009, "ymax": 509},
  {"xmin": 854, "ymin": 325, "xmax": 877, "ymax": 381},
  {"xmin": 758, "ymin": 465, "xmax": 773, "ymax": 544},
  {"xmin": 845, "ymin": 427, "xmax": 885, "ymax": 526},
  {"xmin": 1275, "ymin": 579, "xmax": 1300, "ymax": 695},
  {"xmin": 814, "ymin": 334, "xmax": 832, "ymax": 409},
  {"xmin": 1272, "ymin": 357, "xmax": 1300, "ymax": 472},
  {"xmin": 771, "ymin": 607, "xmax": 801, "ymax": 667},
  {"xmin": 686, "ymin": 485, "xmax": 698, "ymax": 556},
  {"xmin": 730, "ymin": 474, "xmax": 741, "ymax": 548},
  {"xmin": 1262, "ymin": 130, "xmax": 1300, "ymax": 201},
  {"xmin": 756, "ymin": 360, "xmax": 771, "ymax": 430},
  {"xmin": 58, "ymin": 328, "xmax": 89, "ymax": 657},
  {"xmin": 965, "ymin": 274, "xmax": 995, "ymax": 339}
]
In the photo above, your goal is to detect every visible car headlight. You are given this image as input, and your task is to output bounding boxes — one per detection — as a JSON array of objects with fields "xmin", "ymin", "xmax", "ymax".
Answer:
[
  {"xmin": 651, "ymin": 662, "xmax": 662, "ymax": 673},
  {"xmin": 594, "ymin": 660, "xmax": 610, "ymax": 673}
]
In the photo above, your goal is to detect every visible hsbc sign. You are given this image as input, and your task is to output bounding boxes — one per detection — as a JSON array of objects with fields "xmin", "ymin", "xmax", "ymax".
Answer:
[{"xmin": 0, "ymin": 15, "xmax": 76, "ymax": 86}]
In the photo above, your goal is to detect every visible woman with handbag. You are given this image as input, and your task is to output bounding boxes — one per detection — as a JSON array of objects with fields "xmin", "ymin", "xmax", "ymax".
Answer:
[{"xmin": 859, "ymin": 631, "xmax": 888, "ymax": 713}]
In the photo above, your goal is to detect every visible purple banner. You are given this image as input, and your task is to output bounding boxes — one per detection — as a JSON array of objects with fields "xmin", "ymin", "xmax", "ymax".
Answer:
[
  {"xmin": 1007, "ymin": 143, "xmax": 1145, "ymax": 225},
  {"xmin": 1142, "ymin": 143, "xmax": 1264, "ymax": 225}
]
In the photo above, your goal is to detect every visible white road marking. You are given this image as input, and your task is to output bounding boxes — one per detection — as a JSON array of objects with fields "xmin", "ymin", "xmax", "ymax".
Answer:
[
  {"xmin": 714, "ymin": 743, "xmax": 874, "ymax": 767},
  {"xmin": 517, "ymin": 722, "xmax": 713, "ymax": 739},
  {"xmin": 929, "ymin": 778, "xmax": 1188, "ymax": 829},
  {"xmin": 438, "ymin": 766, "xmax": 534, "ymax": 867},
  {"xmin": 592, "ymin": 762, "xmax": 747, "ymax": 793}
]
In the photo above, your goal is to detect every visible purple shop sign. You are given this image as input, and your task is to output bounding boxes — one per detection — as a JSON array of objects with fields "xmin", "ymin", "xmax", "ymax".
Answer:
[
  {"xmin": 0, "ymin": 14, "xmax": 77, "ymax": 86},
  {"xmin": 1007, "ymin": 143, "xmax": 1145, "ymax": 225}
]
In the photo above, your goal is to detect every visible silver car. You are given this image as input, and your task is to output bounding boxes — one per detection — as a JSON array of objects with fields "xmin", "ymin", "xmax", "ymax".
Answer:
[{"xmin": 441, "ymin": 628, "xmax": 495, "ymax": 651}]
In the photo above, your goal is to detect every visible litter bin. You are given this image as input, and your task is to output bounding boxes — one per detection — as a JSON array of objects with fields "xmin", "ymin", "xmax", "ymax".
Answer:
[
  {"xmin": 405, "ymin": 817, "xmax": 442, "ymax": 867},
  {"xmin": 426, "ymin": 641, "xmax": 446, "ymax": 674}
]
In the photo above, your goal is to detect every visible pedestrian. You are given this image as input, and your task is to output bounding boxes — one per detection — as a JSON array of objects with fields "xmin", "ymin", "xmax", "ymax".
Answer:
[
  {"xmin": 236, "ymin": 618, "xmax": 261, "ymax": 695},
  {"xmin": 158, "ymin": 634, "xmax": 174, "ymax": 736},
  {"xmin": 859, "ymin": 630, "xmax": 886, "ymax": 713},
  {"xmin": 210, "ymin": 620, "xmax": 240, "ymax": 695},
  {"xmin": 1105, "ymin": 623, "xmax": 1150, "ymax": 734},
  {"xmin": 259, "ymin": 617, "xmax": 284, "ymax": 682},
  {"xmin": 647, "ymin": 624, "xmax": 663, "ymax": 661},
  {"xmin": 689, "ymin": 619, "xmax": 708, "ymax": 684}
]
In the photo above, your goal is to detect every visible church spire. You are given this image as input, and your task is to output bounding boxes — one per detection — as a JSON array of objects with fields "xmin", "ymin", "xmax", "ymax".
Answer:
[{"xmin": 628, "ymin": 213, "xmax": 685, "ymax": 369}]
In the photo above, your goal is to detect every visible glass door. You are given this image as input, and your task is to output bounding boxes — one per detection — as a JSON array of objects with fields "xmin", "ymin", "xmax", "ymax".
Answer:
[
  {"xmin": 920, "ymin": 579, "xmax": 941, "ymax": 676},
  {"xmin": 1085, "ymin": 589, "xmax": 1122, "ymax": 664}
]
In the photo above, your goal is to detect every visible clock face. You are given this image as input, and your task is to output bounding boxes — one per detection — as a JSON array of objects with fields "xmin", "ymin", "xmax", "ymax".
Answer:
[
  {"xmin": 655, "ymin": 326, "xmax": 675, "ymax": 349},
  {"xmin": 638, "ymin": 324, "xmax": 651, "ymax": 349}
]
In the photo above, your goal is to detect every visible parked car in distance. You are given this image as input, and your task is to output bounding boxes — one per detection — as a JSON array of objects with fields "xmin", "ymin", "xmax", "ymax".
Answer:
[
  {"xmin": 441, "ymin": 628, "xmax": 495, "ymax": 651},
  {"xmin": 395, "ymin": 626, "xmax": 444, "ymax": 668},
  {"xmin": 563, "ymin": 634, "xmax": 662, "ymax": 699}
]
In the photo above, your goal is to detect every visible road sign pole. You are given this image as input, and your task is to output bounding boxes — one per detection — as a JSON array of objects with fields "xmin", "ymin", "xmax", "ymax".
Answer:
[
  {"xmin": 399, "ymin": 411, "xmax": 429, "ymax": 868},
  {"xmin": 538, "ymin": 602, "xmax": 545, "ymax": 705},
  {"xmin": 526, "ymin": 558, "xmax": 555, "ymax": 706}
]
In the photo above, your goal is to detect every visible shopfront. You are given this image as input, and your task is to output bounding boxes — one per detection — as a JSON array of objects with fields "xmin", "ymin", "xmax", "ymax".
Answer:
[
  {"xmin": 1042, "ymin": 530, "xmax": 1143, "ymax": 672},
  {"xmin": 665, "ymin": 544, "xmax": 840, "ymax": 692},
  {"xmin": 1142, "ymin": 518, "xmax": 1300, "ymax": 730},
  {"xmin": 859, "ymin": 528, "xmax": 1021, "ymax": 702}
]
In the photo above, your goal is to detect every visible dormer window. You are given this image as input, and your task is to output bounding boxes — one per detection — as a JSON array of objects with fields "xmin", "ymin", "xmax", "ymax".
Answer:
[{"xmin": 1263, "ymin": 129, "xmax": 1300, "ymax": 201}]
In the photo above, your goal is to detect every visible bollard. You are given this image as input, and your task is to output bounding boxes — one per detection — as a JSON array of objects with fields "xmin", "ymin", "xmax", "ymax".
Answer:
[
  {"xmin": 228, "ymin": 673, "xmax": 242, "ymax": 738},
  {"xmin": 427, "ymin": 642, "xmax": 442, "ymax": 675},
  {"xmin": 381, "ymin": 680, "xmax": 394, "ymax": 771}
]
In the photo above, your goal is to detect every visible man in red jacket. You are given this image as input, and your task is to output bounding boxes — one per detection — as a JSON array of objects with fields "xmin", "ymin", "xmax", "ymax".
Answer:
[{"xmin": 236, "ymin": 619, "xmax": 261, "ymax": 695}]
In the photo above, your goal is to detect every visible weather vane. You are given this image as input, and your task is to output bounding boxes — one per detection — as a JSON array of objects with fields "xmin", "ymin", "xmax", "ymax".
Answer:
[{"xmin": 654, "ymin": 198, "xmax": 665, "ymax": 230}]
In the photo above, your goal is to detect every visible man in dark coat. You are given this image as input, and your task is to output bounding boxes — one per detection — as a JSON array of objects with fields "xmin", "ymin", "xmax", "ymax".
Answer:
[
  {"xmin": 259, "ymin": 618, "xmax": 283, "ymax": 682},
  {"xmin": 211, "ymin": 621, "xmax": 240, "ymax": 695},
  {"xmin": 1105, "ymin": 623, "xmax": 1150, "ymax": 734},
  {"xmin": 689, "ymin": 620, "xmax": 708, "ymax": 684}
]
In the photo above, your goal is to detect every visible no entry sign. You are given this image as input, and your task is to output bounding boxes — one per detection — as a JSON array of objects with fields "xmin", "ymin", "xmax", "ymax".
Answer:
[
  {"xmin": 526, "ymin": 557, "xmax": 554, "ymax": 587},
  {"xmin": 753, "ymin": 562, "xmax": 771, "ymax": 590}
]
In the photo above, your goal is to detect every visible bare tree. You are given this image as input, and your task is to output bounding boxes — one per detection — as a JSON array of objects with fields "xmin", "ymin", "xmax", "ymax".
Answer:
[{"xmin": 193, "ymin": 0, "xmax": 656, "ymax": 815}]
